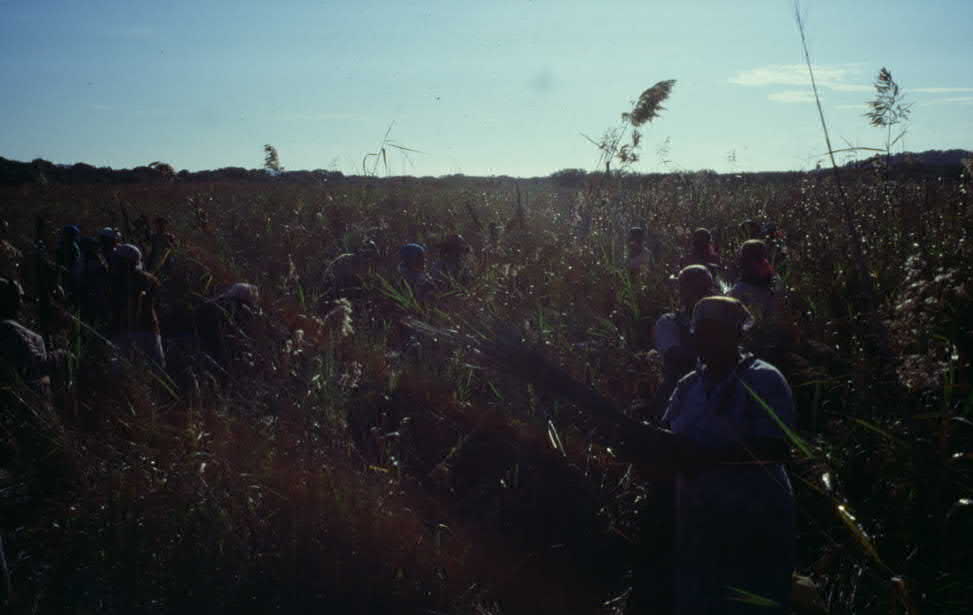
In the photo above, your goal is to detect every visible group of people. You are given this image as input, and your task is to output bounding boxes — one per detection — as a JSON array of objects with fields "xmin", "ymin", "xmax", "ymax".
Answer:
[
  {"xmin": 0, "ymin": 218, "xmax": 264, "ymax": 395},
  {"xmin": 2, "ymin": 213, "xmax": 799, "ymax": 613}
]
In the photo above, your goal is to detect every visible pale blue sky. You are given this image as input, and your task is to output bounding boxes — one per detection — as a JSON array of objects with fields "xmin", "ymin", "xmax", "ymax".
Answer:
[{"xmin": 2, "ymin": 0, "xmax": 971, "ymax": 176}]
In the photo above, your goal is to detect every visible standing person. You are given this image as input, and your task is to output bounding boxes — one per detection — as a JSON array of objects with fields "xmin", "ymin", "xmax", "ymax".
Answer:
[
  {"xmin": 0, "ymin": 219, "xmax": 23, "ymax": 281},
  {"xmin": 98, "ymin": 227, "xmax": 120, "ymax": 265},
  {"xmin": 651, "ymin": 265, "xmax": 717, "ymax": 419},
  {"xmin": 0, "ymin": 277, "xmax": 69, "ymax": 398},
  {"xmin": 680, "ymin": 228, "xmax": 721, "ymax": 279},
  {"xmin": 110, "ymin": 244, "xmax": 165, "ymax": 368},
  {"xmin": 662, "ymin": 296, "xmax": 796, "ymax": 614},
  {"xmin": 195, "ymin": 283, "xmax": 262, "ymax": 371},
  {"xmin": 55, "ymin": 225, "xmax": 82, "ymax": 300},
  {"xmin": 432, "ymin": 234, "xmax": 472, "ymax": 285},
  {"xmin": 727, "ymin": 239, "xmax": 800, "ymax": 358},
  {"xmin": 625, "ymin": 227, "xmax": 654, "ymax": 275},
  {"xmin": 79, "ymin": 236, "xmax": 113, "ymax": 330},
  {"xmin": 398, "ymin": 243, "xmax": 435, "ymax": 301},
  {"xmin": 145, "ymin": 217, "xmax": 176, "ymax": 274}
]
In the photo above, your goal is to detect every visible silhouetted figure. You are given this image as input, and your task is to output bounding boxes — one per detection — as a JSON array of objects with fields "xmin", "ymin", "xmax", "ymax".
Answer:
[
  {"xmin": 0, "ymin": 219, "xmax": 22, "ymax": 281},
  {"xmin": 55, "ymin": 225, "xmax": 82, "ymax": 302},
  {"xmin": 625, "ymin": 227, "xmax": 654, "ymax": 275},
  {"xmin": 398, "ymin": 243, "xmax": 435, "ymax": 301},
  {"xmin": 652, "ymin": 265, "xmax": 717, "ymax": 418},
  {"xmin": 195, "ymin": 283, "xmax": 262, "ymax": 371},
  {"xmin": 432, "ymin": 234, "xmax": 473, "ymax": 285},
  {"xmin": 680, "ymin": 227, "xmax": 721, "ymax": 278},
  {"xmin": 146, "ymin": 217, "xmax": 176, "ymax": 274},
  {"xmin": 110, "ymin": 244, "xmax": 165, "ymax": 368},
  {"xmin": 0, "ymin": 277, "xmax": 68, "ymax": 398},
  {"xmin": 663, "ymin": 296, "xmax": 795, "ymax": 614}
]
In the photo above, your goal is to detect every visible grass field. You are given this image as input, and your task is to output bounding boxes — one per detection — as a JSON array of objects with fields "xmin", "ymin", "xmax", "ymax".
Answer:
[{"xmin": 0, "ymin": 164, "xmax": 971, "ymax": 614}]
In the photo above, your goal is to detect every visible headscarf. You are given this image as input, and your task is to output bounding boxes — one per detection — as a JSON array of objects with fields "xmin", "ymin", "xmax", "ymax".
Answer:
[
  {"xmin": 112, "ymin": 243, "xmax": 143, "ymax": 271},
  {"xmin": 739, "ymin": 239, "xmax": 774, "ymax": 285},
  {"xmin": 220, "ymin": 283, "xmax": 260, "ymax": 306},
  {"xmin": 399, "ymin": 243, "xmax": 426, "ymax": 267},
  {"xmin": 690, "ymin": 296, "xmax": 754, "ymax": 334}
]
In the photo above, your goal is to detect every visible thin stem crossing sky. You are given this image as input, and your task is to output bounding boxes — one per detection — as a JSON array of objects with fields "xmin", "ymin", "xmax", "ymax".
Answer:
[{"xmin": 2, "ymin": 0, "xmax": 970, "ymax": 176}]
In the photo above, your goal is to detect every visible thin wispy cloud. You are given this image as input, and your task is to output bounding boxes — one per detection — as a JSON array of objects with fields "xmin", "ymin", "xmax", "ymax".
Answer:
[
  {"xmin": 909, "ymin": 87, "xmax": 973, "ymax": 94},
  {"xmin": 282, "ymin": 112, "xmax": 362, "ymax": 122},
  {"xmin": 922, "ymin": 96, "xmax": 973, "ymax": 106},
  {"xmin": 768, "ymin": 90, "xmax": 817, "ymax": 103},
  {"xmin": 729, "ymin": 64, "xmax": 871, "ymax": 93}
]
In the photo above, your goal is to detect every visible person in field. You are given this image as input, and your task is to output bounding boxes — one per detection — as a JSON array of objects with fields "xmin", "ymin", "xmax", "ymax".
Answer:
[
  {"xmin": 0, "ymin": 219, "xmax": 23, "ymax": 281},
  {"xmin": 432, "ymin": 234, "xmax": 473, "ymax": 285},
  {"xmin": 98, "ymin": 227, "xmax": 120, "ymax": 264},
  {"xmin": 145, "ymin": 216, "xmax": 176, "ymax": 274},
  {"xmin": 109, "ymin": 244, "xmax": 165, "ymax": 368},
  {"xmin": 326, "ymin": 240, "xmax": 379, "ymax": 297},
  {"xmin": 680, "ymin": 227, "xmax": 721, "ymax": 278},
  {"xmin": 662, "ymin": 296, "xmax": 795, "ymax": 614},
  {"xmin": 0, "ymin": 277, "xmax": 69, "ymax": 398},
  {"xmin": 398, "ymin": 243, "xmax": 435, "ymax": 300},
  {"xmin": 651, "ymin": 265, "xmax": 717, "ymax": 418},
  {"xmin": 55, "ymin": 225, "xmax": 82, "ymax": 301},
  {"xmin": 625, "ymin": 227, "xmax": 655, "ymax": 275},
  {"xmin": 195, "ymin": 283, "xmax": 262, "ymax": 371},
  {"xmin": 79, "ymin": 236, "xmax": 113, "ymax": 330}
]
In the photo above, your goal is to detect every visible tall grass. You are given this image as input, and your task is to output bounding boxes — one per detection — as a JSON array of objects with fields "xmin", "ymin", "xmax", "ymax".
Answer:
[{"xmin": 0, "ymin": 164, "xmax": 969, "ymax": 613}]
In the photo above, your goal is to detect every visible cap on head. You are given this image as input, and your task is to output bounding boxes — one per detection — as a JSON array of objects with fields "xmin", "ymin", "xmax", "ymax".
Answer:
[
  {"xmin": 690, "ymin": 295, "xmax": 753, "ymax": 335},
  {"xmin": 628, "ymin": 227, "xmax": 645, "ymax": 242},
  {"xmin": 99, "ymin": 227, "xmax": 119, "ymax": 242},
  {"xmin": 62, "ymin": 225, "xmax": 80, "ymax": 238}
]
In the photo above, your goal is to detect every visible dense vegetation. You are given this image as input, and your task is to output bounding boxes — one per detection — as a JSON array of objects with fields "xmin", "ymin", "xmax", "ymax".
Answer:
[{"xmin": 0, "ymin": 162, "xmax": 971, "ymax": 614}]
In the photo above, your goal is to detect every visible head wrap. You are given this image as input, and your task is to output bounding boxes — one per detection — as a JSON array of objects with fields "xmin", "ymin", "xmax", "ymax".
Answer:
[
  {"xmin": 220, "ymin": 283, "xmax": 260, "ymax": 306},
  {"xmin": 691, "ymin": 296, "xmax": 754, "ymax": 334},
  {"xmin": 678, "ymin": 264, "xmax": 715, "ymax": 291},
  {"xmin": 112, "ymin": 243, "xmax": 143, "ymax": 270},
  {"xmin": 739, "ymin": 239, "xmax": 774, "ymax": 282},
  {"xmin": 399, "ymin": 243, "xmax": 425, "ymax": 265}
]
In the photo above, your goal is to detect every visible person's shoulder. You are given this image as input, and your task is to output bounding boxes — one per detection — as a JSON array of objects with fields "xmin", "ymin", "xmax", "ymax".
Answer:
[
  {"xmin": 654, "ymin": 311, "xmax": 678, "ymax": 328},
  {"xmin": 745, "ymin": 358, "xmax": 790, "ymax": 387}
]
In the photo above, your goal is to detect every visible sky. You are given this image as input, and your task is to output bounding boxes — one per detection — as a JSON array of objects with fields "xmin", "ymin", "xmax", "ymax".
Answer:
[{"xmin": 1, "ymin": 0, "xmax": 971, "ymax": 177}]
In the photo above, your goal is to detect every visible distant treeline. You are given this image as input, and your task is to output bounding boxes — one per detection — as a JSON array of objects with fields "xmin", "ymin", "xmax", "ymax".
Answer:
[{"xmin": 1, "ymin": 148, "xmax": 970, "ymax": 187}]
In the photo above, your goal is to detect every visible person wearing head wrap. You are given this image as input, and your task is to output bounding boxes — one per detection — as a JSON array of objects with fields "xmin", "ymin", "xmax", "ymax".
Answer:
[
  {"xmin": 651, "ymin": 265, "xmax": 718, "ymax": 417},
  {"xmin": 680, "ymin": 227, "xmax": 722, "ymax": 276},
  {"xmin": 0, "ymin": 219, "xmax": 23, "ymax": 281},
  {"xmin": 661, "ymin": 296, "xmax": 796, "ymax": 614},
  {"xmin": 194, "ymin": 283, "xmax": 262, "ymax": 372},
  {"xmin": 55, "ymin": 225, "xmax": 83, "ymax": 302},
  {"xmin": 0, "ymin": 277, "xmax": 69, "ymax": 397},
  {"xmin": 146, "ymin": 216, "xmax": 176, "ymax": 273},
  {"xmin": 432, "ymin": 234, "xmax": 473, "ymax": 285},
  {"xmin": 98, "ymin": 227, "xmax": 120, "ymax": 265},
  {"xmin": 625, "ymin": 227, "xmax": 655, "ymax": 275},
  {"xmin": 110, "ymin": 244, "xmax": 165, "ymax": 368},
  {"xmin": 728, "ymin": 240, "xmax": 796, "ymax": 358},
  {"xmin": 398, "ymin": 243, "xmax": 435, "ymax": 300}
]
